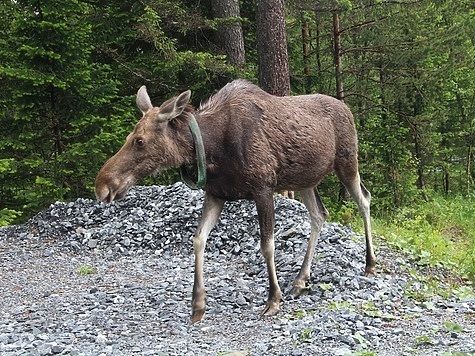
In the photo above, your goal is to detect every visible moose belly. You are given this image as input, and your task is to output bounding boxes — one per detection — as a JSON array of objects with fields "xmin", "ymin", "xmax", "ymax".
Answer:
[
  {"xmin": 274, "ymin": 155, "xmax": 334, "ymax": 191},
  {"xmin": 205, "ymin": 173, "xmax": 255, "ymax": 201}
]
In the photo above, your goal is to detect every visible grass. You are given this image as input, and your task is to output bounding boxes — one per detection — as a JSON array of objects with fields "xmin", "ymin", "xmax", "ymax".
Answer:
[
  {"xmin": 335, "ymin": 193, "xmax": 475, "ymax": 283},
  {"xmin": 76, "ymin": 263, "xmax": 97, "ymax": 275},
  {"xmin": 298, "ymin": 328, "xmax": 314, "ymax": 343}
]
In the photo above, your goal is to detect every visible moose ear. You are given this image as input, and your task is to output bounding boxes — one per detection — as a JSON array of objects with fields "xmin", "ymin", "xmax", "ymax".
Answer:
[
  {"xmin": 136, "ymin": 86, "xmax": 153, "ymax": 114},
  {"xmin": 157, "ymin": 90, "xmax": 191, "ymax": 122}
]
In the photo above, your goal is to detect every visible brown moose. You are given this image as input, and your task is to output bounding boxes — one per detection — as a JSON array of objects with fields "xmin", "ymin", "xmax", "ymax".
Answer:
[{"xmin": 95, "ymin": 79, "xmax": 376, "ymax": 323}]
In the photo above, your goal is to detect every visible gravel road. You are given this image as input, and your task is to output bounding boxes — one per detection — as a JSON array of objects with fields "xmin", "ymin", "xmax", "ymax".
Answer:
[{"xmin": 1, "ymin": 183, "xmax": 474, "ymax": 355}]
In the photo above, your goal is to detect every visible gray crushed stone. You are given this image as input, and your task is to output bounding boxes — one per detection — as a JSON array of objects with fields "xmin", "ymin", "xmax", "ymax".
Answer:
[{"xmin": 0, "ymin": 182, "xmax": 474, "ymax": 355}]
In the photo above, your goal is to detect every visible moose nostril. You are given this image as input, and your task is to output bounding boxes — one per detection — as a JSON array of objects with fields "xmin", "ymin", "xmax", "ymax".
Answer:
[
  {"xmin": 102, "ymin": 187, "xmax": 113, "ymax": 203},
  {"xmin": 106, "ymin": 189, "xmax": 117, "ymax": 203},
  {"xmin": 95, "ymin": 185, "xmax": 112, "ymax": 203},
  {"xmin": 95, "ymin": 177, "xmax": 129, "ymax": 203}
]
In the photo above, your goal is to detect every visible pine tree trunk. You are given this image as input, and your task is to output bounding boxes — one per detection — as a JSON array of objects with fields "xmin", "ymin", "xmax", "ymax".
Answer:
[
  {"xmin": 333, "ymin": 12, "xmax": 344, "ymax": 101},
  {"xmin": 412, "ymin": 90, "xmax": 429, "ymax": 201},
  {"xmin": 256, "ymin": 0, "xmax": 290, "ymax": 96},
  {"xmin": 314, "ymin": 11, "xmax": 323, "ymax": 93},
  {"xmin": 413, "ymin": 123, "xmax": 429, "ymax": 201},
  {"xmin": 301, "ymin": 15, "xmax": 312, "ymax": 94},
  {"xmin": 211, "ymin": 0, "xmax": 245, "ymax": 65}
]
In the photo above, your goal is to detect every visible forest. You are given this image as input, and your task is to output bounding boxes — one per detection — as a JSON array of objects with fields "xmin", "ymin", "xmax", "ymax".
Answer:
[{"xmin": 1, "ymin": 1, "xmax": 474, "ymax": 277}]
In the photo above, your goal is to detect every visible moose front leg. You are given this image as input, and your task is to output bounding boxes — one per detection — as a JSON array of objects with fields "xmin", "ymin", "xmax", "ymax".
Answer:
[
  {"xmin": 255, "ymin": 190, "xmax": 283, "ymax": 317},
  {"xmin": 191, "ymin": 193, "xmax": 225, "ymax": 323}
]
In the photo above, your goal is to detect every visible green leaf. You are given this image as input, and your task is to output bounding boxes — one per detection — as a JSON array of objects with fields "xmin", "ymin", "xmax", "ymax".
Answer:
[{"xmin": 443, "ymin": 321, "xmax": 465, "ymax": 333}]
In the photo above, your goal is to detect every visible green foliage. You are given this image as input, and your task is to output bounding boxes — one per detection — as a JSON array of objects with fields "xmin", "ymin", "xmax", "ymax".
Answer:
[
  {"xmin": 0, "ymin": 208, "xmax": 22, "ymax": 227},
  {"xmin": 298, "ymin": 328, "xmax": 314, "ymax": 344},
  {"xmin": 361, "ymin": 193, "xmax": 475, "ymax": 281},
  {"xmin": 443, "ymin": 321, "xmax": 466, "ymax": 333},
  {"xmin": 76, "ymin": 263, "xmax": 97, "ymax": 275},
  {"xmin": 287, "ymin": 308, "xmax": 309, "ymax": 320},
  {"xmin": 452, "ymin": 284, "xmax": 475, "ymax": 300},
  {"xmin": 404, "ymin": 269, "xmax": 447, "ymax": 302},
  {"xmin": 326, "ymin": 300, "xmax": 354, "ymax": 311},
  {"xmin": 318, "ymin": 283, "xmax": 333, "ymax": 292},
  {"xmin": 0, "ymin": 0, "xmax": 128, "ymax": 222},
  {"xmin": 414, "ymin": 334, "xmax": 437, "ymax": 346},
  {"xmin": 1, "ymin": 0, "xmax": 474, "ymax": 233},
  {"xmin": 350, "ymin": 351, "xmax": 378, "ymax": 356},
  {"xmin": 0, "ymin": 0, "xmax": 241, "ymax": 224}
]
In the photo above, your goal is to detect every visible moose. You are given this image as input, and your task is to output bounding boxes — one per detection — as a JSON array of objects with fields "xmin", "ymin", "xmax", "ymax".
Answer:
[{"xmin": 95, "ymin": 79, "xmax": 376, "ymax": 323}]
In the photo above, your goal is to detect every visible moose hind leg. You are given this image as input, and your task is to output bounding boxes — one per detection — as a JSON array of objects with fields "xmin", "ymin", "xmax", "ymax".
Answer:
[
  {"xmin": 290, "ymin": 187, "xmax": 329, "ymax": 298},
  {"xmin": 255, "ymin": 189, "xmax": 283, "ymax": 317},
  {"xmin": 341, "ymin": 173, "xmax": 376, "ymax": 276},
  {"xmin": 192, "ymin": 192, "xmax": 225, "ymax": 323}
]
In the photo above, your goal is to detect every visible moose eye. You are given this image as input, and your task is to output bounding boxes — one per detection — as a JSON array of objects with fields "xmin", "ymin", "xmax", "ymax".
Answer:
[{"xmin": 135, "ymin": 138, "xmax": 145, "ymax": 147}]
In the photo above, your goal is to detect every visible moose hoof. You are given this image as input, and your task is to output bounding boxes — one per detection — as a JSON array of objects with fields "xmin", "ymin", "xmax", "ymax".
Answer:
[
  {"xmin": 191, "ymin": 308, "xmax": 206, "ymax": 323},
  {"xmin": 364, "ymin": 265, "xmax": 376, "ymax": 277},
  {"xmin": 260, "ymin": 301, "xmax": 280, "ymax": 317},
  {"xmin": 289, "ymin": 285, "xmax": 309, "ymax": 299},
  {"xmin": 289, "ymin": 278, "xmax": 309, "ymax": 299}
]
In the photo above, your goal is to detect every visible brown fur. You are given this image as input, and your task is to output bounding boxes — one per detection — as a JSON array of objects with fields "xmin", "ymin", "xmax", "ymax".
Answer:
[{"xmin": 95, "ymin": 79, "xmax": 376, "ymax": 322}]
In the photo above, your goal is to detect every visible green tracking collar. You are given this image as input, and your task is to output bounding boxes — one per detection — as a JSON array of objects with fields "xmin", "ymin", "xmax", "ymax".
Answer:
[{"xmin": 179, "ymin": 114, "xmax": 207, "ymax": 190}]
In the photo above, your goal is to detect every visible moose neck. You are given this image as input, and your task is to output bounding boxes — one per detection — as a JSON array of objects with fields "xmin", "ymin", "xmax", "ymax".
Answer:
[{"xmin": 180, "ymin": 113, "xmax": 207, "ymax": 190}]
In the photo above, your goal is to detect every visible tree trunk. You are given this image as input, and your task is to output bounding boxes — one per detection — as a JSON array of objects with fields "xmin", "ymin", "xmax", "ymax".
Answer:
[
  {"xmin": 256, "ymin": 0, "xmax": 290, "ymax": 96},
  {"xmin": 211, "ymin": 0, "xmax": 245, "ymax": 65},
  {"xmin": 314, "ymin": 11, "xmax": 323, "ymax": 93},
  {"xmin": 413, "ymin": 123, "xmax": 429, "ymax": 201},
  {"xmin": 444, "ymin": 169, "xmax": 450, "ymax": 196},
  {"xmin": 301, "ymin": 14, "xmax": 312, "ymax": 94},
  {"xmin": 466, "ymin": 144, "xmax": 472, "ymax": 195},
  {"xmin": 332, "ymin": 12, "xmax": 344, "ymax": 101},
  {"xmin": 455, "ymin": 91, "xmax": 473, "ymax": 195},
  {"xmin": 412, "ymin": 91, "xmax": 429, "ymax": 201}
]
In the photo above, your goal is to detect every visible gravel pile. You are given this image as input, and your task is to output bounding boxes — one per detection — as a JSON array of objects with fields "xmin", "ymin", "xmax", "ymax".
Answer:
[{"xmin": 1, "ymin": 182, "xmax": 474, "ymax": 355}]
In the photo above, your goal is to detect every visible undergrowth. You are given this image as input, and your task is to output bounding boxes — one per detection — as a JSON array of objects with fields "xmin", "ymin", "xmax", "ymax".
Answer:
[{"xmin": 333, "ymin": 193, "xmax": 475, "ymax": 283}]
